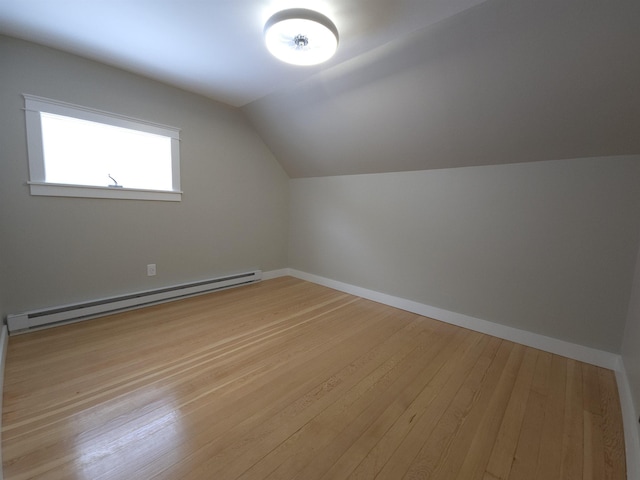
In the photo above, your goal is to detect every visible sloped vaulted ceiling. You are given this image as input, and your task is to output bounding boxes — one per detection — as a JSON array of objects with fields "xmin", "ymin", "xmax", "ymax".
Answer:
[
  {"xmin": 1, "ymin": 0, "xmax": 638, "ymax": 178},
  {"xmin": 243, "ymin": 0, "xmax": 640, "ymax": 178}
]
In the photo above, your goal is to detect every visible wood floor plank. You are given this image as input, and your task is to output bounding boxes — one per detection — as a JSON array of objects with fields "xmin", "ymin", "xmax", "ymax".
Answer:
[
  {"xmin": 347, "ymin": 330, "xmax": 484, "ymax": 480},
  {"xmin": 1, "ymin": 277, "xmax": 627, "ymax": 480},
  {"xmin": 427, "ymin": 340, "xmax": 514, "ymax": 480},
  {"xmin": 314, "ymin": 324, "xmax": 473, "ymax": 480},
  {"xmin": 4, "ymin": 278, "xmax": 343, "ymax": 423},
  {"xmin": 582, "ymin": 363, "xmax": 605, "ymax": 480},
  {"xmin": 508, "ymin": 351, "xmax": 552, "ymax": 480},
  {"xmin": 483, "ymin": 348, "xmax": 538, "ymax": 479},
  {"xmin": 598, "ymin": 368, "xmax": 627, "ymax": 480},
  {"xmin": 77, "ymin": 301, "xmax": 411, "ymax": 479},
  {"xmin": 533, "ymin": 354, "xmax": 568, "ymax": 479},
  {"xmin": 365, "ymin": 332, "xmax": 490, "ymax": 479},
  {"xmin": 561, "ymin": 359, "xmax": 584, "ymax": 480},
  {"xmin": 453, "ymin": 343, "xmax": 526, "ymax": 480},
  {"xmin": 4, "ymin": 293, "xmax": 356, "ymax": 438},
  {"xmin": 244, "ymin": 320, "xmax": 449, "ymax": 480},
  {"xmin": 5, "ymin": 295, "xmax": 369, "ymax": 477},
  {"xmin": 147, "ymin": 305, "xmax": 430, "ymax": 479},
  {"xmin": 401, "ymin": 336, "xmax": 502, "ymax": 480}
]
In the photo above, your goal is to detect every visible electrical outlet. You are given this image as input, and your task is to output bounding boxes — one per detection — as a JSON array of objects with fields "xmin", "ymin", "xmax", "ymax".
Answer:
[{"xmin": 147, "ymin": 264, "xmax": 156, "ymax": 276}]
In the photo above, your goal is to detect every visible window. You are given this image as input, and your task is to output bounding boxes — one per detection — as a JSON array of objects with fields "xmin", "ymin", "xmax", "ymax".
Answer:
[{"xmin": 24, "ymin": 94, "xmax": 181, "ymax": 201}]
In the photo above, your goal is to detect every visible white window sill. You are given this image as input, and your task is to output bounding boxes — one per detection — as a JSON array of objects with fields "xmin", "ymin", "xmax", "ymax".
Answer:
[{"xmin": 28, "ymin": 182, "xmax": 182, "ymax": 201}]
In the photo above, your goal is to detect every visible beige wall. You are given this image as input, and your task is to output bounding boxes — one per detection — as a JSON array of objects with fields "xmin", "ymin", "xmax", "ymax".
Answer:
[
  {"xmin": 289, "ymin": 157, "xmax": 640, "ymax": 353},
  {"xmin": 0, "ymin": 251, "xmax": 5, "ymax": 323},
  {"xmin": 0, "ymin": 36, "xmax": 289, "ymax": 315},
  {"xmin": 622, "ymin": 242, "xmax": 640, "ymax": 440},
  {"xmin": 2, "ymin": 36, "xmax": 640, "ymax": 358},
  {"xmin": 1, "ymin": 31, "xmax": 639, "ymax": 472}
]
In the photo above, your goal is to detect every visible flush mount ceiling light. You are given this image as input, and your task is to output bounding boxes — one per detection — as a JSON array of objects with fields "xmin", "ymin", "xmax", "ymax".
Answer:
[{"xmin": 264, "ymin": 8, "xmax": 339, "ymax": 66}]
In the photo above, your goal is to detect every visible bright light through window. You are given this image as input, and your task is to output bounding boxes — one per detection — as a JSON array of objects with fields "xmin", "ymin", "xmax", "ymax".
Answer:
[
  {"xmin": 24, "ymin": 94, "xmax": 181, "ymax": 201},
  {"xmin": 41, "ymin": 113, "xmax": 173, "ymax": 190}
]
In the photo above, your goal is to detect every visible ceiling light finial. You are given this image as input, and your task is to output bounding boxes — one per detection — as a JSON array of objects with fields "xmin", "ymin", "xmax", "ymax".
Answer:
[{"xmin": 264, "ymin": 8, "xmax": 339, "ymax": 66}]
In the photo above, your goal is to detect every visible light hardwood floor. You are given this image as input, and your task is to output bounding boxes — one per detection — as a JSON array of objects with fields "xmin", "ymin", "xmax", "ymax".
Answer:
[{"xmin": 2, "ymin": 277, "xmax": 626, "ymax": 479}]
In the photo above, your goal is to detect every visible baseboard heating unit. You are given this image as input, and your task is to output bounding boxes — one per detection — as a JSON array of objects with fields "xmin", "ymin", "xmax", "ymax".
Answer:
[{"xmin": 7, "ymin": 270, "xmax": 262, "ymax": 335}]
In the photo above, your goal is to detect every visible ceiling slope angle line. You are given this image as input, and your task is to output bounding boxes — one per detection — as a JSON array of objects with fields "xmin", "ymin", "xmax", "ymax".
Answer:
[{"xmin": 244, "ymin": 0, "xmax": 640, "ymax": 178}]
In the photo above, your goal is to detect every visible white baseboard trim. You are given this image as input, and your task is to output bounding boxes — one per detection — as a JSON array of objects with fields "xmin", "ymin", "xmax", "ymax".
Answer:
[
  {"xmin": 285, "ymin": 268, "xmax": 640, "ymax": 478},
  {"xmin": 287, "ymin": 269, "xmax": 619, "ymax": 369},
  {"xmin": 617, "ymin": 360, "xmax": 640, "ymax": 480},
  {"xmin": 0, "ymin": 324, "xmax": 8, "ymax": 480},
  {"xmin": 262, "ymin": 269, "xmax": 290, "ymax": 280}
]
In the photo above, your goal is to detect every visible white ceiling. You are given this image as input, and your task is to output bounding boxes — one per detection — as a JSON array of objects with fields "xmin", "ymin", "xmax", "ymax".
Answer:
[
  {"xmin": 0, "ymin": 0, "xmax": 489, "ymax": 107},
  {"xmin": 1, "ymin": 0, "xmax": 639, "ymax": 177}
]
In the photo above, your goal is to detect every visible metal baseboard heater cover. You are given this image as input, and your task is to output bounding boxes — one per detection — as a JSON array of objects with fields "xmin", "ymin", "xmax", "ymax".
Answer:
[{"xmin": 7, "ymin": 270, "xmax": 262, "ymax": 334}]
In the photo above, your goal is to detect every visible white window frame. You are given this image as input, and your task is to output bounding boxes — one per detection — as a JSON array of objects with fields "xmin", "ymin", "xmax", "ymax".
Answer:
[{"xmin": 23, "ymin": 94, "xmax": 182, "ymax": 201}]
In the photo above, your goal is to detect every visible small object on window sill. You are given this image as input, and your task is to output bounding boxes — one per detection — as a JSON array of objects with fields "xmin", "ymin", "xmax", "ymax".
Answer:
[{"xmin": 108, "ymin": 174, "xmax": 123, "ymax": 188}]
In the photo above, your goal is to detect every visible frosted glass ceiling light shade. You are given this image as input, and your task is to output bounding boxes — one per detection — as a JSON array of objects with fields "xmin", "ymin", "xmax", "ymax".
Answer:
[{"xmin": 264, "ymin": 9, "xmax": 339, "ymax": 66}]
